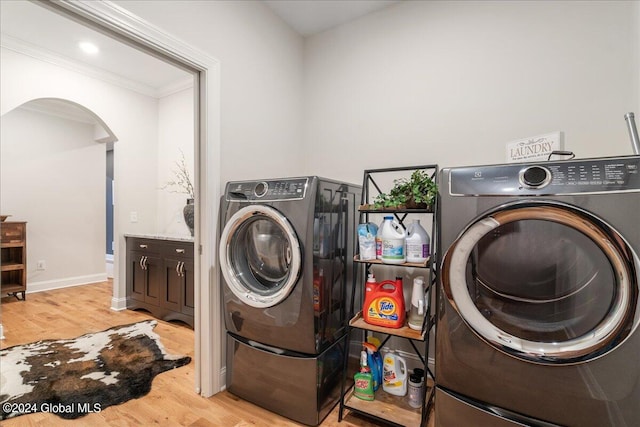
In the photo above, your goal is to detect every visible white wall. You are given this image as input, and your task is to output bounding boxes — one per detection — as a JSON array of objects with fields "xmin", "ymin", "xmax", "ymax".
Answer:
[
  {"xmin": 0, "ymin": 52, "xmax": 202, "ymax": 293},
  {"xmin": 1, "ymin": 107, "xmax": 106, "ymax": 290},
  {"xmin": 0, "ymin": 47, "xmax": 160, "ymax": 233},
  {"xmin": 112, "ymin": 0, "xmax": 306, "ymax": 183},
  {"xmin": 157, "ymin": 87, "xmax": 195, "ymax": 237},
  {"xmin": 0, "ymin": 47, "xmax": 160, "ymax": 302},
  {"xmin": 304, "ymin": 1, "xmax": 640, "ymax": 184}
]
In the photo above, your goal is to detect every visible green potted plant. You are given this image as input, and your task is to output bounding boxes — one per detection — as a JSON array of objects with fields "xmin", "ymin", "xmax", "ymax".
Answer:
[{"xmin": 372, "ymin": 170, "xmax": 436, "ymax": 211}]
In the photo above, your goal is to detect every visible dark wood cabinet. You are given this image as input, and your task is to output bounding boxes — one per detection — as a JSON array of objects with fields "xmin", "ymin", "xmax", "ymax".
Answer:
[
  {"xmin": 1, "ymin": 221, "xmax": 27, "ymax": 300},
  {"xmin": 161, "ymin": 242, "xmax": 195, "ymax": 321},
  {"xmin": 129, "ymin": 250, "xmax": 162, "ymax": 306},
  {"xmin": 126, "ymin": 236, "xmax": 194, "ymax": 328}
]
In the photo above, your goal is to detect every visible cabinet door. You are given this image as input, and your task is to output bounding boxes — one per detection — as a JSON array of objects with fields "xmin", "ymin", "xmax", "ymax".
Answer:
[
  {"xmin": 129, "ymin": 250, "xmax": 162, "ymax": 305},
  {"xmin": 129, "ymin": 251, "xmax": 146, "ymax": 303},
  {"xmin": 162, "ymin": 256, "xmax": 195, "ymax": 316},
  {"xmin": 182, "ymin": 258, "xmax": 195, "ymax": 316},
  {"xmin": 144, "ymin": 254, "xmax": 162, "ymax": 305},
  {"xmin": 162, "ymin": 256, "xmax": 182, "ymax": 312}
]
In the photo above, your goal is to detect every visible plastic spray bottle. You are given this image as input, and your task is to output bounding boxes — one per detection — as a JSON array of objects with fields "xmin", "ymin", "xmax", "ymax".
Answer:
[{"xmin": 354, "ymin": 350, "xmax": 375, "ymax": 400}]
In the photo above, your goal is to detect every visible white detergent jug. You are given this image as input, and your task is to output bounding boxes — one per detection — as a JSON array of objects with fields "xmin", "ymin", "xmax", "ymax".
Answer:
[
  {"xmin": 406, "ymin": 219, "xmax": 430, "ymax": 263},
  {"xmin": 380, "ymin": 217, "xmax": 406, "ymax": 265},
  {"xmin": 382, "ymin": 351, "xmax": 408, "ymax": 396}
]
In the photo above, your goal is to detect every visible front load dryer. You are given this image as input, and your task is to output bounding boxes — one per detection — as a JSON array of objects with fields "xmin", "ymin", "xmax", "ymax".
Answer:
[
  {"xmin": 436, "ymin": 156, "xmax": 640, "ymax": 427},
  {"xmin": 219, "ymin": 176, "xmax": 361, "ymax": 425}
]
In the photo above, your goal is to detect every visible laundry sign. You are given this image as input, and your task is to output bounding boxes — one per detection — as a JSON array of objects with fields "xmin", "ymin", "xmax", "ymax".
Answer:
[{"xmin": 506, "ymin": 131, "xmax": 564, "ymax": 163}]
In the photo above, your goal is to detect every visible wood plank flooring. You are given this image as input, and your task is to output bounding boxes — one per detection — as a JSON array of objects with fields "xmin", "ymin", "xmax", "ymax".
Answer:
[{"xmin": 1, "ymin": 281, "xmax": 434, "ymax": 426}]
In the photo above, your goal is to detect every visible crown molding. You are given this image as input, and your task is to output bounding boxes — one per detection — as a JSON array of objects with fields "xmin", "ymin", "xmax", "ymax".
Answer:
[
  {"xmin": 1, "ymin": 33, "xmax": 191, "ymax": 98},
  {"xmin": 157, "ymin": 76, "xmax": 194, "ymax": 98}
]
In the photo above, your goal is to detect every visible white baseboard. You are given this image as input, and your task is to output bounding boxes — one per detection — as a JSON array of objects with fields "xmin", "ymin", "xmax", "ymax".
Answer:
[
  {"xmin": 106, "ymin": 254, "xmax": 114, "ymax": 278},
  {"xmin": 27, "ymin": 273, "xmax": 108, "ymax": 294},
  {"xmin": 219, "ymin": 367, "xmax": 227, "ymax": 392},
  {"xmin": 111, "ymin": 296, "xmax": 128, "ymax": 311}
]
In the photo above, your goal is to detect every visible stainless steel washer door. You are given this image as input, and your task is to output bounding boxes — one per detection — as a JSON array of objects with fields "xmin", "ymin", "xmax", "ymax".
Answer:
[
  {"xmin": 442, "ymin": 202, "xmax": 640, "ymax": 364},
  {"xmin": 220, "ymin": 205, "xmax": 302, "ymax": 308}
]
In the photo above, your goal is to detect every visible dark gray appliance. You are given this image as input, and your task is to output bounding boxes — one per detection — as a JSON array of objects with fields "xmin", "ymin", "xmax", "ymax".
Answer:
[
  {"xmin": 219, "ymin": 176, "xmax": 361, "ymax": 426},
  {"xmin": 436, "ymin": 156, "xmax": 640, "ymax": 427}
]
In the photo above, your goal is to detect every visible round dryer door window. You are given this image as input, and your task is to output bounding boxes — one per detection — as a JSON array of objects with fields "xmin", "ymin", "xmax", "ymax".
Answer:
[
  {"xmin": 219, "ymin": 205, "xmax": 302, "ymax": 308},
  {"xmin": 442, "ymin": 202, "xmax": 640, "ymax": 364}
]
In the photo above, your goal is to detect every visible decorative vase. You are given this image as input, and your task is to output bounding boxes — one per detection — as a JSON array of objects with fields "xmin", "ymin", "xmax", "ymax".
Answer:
[{"xmin": 183, "ymin": 198, "xmax": 195, "ymax": 237}]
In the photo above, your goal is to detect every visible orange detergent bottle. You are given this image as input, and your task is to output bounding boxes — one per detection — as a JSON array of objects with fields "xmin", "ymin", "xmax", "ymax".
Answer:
[
  {"xmin": 363, "ymin": 277, "xmax": 405, "ymax": 328},
  {"xmin": 363, "ymin": 273, "xmax": 379, "ymax": 302}
]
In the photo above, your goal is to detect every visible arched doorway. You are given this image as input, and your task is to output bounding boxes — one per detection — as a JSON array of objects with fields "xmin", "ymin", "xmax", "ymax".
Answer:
[{"xmin": 0, "ymin": 98, "xmax": 117, "ymax": 292}]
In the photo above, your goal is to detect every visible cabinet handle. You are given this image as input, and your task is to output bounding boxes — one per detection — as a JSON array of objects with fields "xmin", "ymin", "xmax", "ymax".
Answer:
[
  {"xmin": 139, "ymin": 244, "xmax": 148, "ymax": 249},
  {"xmin": 142, "ymin": 256, "xmax": 148, "ymax": 270},
  {"xmin": 139, "ymin": 256, "xmax": 145, "ymax": 270},
  {"xmin": 175, "ymin": 248, "xmax": 185, "ymax": 254},
  {"xmin": 176, "ymin": 261, "xmax": 185, "ymax": 277}
]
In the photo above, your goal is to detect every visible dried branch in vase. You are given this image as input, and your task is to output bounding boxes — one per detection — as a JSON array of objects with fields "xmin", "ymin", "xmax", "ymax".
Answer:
[{"xmin": 162, "ymin": 149, "xmax": 194, "ymax": 200}]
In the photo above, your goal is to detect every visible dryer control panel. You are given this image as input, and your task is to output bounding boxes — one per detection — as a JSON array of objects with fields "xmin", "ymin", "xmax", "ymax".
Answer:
[
  {"xmin": 449, "ymin": 156, "xmax": 640, "ymax": 196},
  {"xmin": 225, "ymin": 178, "xmax": 309, "ymax": 201}
]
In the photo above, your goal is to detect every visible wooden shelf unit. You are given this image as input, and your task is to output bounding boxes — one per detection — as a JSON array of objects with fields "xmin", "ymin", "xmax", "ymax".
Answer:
[
  {"xmin": 338, "ymin": 165, "xmax": 438, "ymax": 427},
  {"xmin": 349, "ymin": 311, "xmax": 426, "ymax": 341},
  {"xmin": 354, "ymin": 255, "xmax": 430, "ymax": 268},
  {"xmin": 1, "ymin": 221, "xmax": 27, "ymax": 300},
  {"xmin": 343, "ymin": 378, "xmax": 435, "ymax": 427}
]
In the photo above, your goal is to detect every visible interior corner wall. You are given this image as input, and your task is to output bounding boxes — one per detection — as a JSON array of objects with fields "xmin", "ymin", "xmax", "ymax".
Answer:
[
  {"xmin": 157, "ymin": 87, "xmax": 195, "ymax": 237},
  {"xmin": 113, "ymin": 0, "xmax": 306, "ymax": 185},
  {"xmin": 1, "ymin": 108, "xmax": 105, "ymax": 289},
  {"xmin": 303, "ymin": 0, "xmax": 640, "ymax": 184}
]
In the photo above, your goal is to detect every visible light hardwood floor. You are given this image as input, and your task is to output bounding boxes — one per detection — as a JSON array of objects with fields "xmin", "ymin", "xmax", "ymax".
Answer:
[{"xmin": 1, "ymin": 281, "xmax": 433, "ymax": 427}]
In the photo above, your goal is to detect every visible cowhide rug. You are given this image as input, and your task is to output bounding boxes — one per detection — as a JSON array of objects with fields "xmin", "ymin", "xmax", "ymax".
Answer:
[{"xmin": 0, "ymin": 320, "xmax": 191, "ymax": 420}]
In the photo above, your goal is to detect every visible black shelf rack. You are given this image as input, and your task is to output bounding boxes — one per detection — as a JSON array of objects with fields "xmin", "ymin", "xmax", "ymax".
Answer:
[{"xmin": 338, "ymin": 164, "xmax": 438, "ymax": 427}]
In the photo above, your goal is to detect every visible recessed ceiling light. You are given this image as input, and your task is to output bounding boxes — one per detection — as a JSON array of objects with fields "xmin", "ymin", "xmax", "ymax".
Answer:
[{"xmin": 79, "ymin": 41, "xmax": 99, "ymax": 55}]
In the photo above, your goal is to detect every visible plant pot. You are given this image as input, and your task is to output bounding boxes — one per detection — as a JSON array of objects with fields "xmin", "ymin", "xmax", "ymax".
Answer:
[{"xmin": 183, "ymin": 198, "xmax": 194, "ymax": 236}]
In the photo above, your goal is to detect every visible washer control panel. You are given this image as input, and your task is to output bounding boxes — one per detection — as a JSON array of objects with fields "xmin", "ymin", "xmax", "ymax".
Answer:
[
  {"xmin": 519, "ymin": 166, "xmax": 552, "ymax": 189},
  {"xmin": 225, "ymin": 177, "xmax": 308, "ymax": 201},
  {"xmin": 450, "ymin": 156, "xmax": 640, "ymax": 195}
]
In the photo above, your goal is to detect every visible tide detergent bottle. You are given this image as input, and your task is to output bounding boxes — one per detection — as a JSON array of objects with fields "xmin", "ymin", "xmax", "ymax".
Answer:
[{"xmin": 363, "ymin": 277, "xmax": 405, "ymax": 328}]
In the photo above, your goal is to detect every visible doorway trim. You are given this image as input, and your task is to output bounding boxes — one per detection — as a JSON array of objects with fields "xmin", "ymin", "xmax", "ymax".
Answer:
[{"xmin": 39, "ymin": 0, "xmax": 222, "ymax": 397}]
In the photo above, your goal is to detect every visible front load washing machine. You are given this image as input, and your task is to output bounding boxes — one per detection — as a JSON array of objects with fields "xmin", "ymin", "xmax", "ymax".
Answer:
[
  {"xmin": 436, "ymin": 156, "xmax": 640, "ymax": 426},
  {"xmin": 219, "ymin": 176, "xmax": 361, "ymax": 426}
]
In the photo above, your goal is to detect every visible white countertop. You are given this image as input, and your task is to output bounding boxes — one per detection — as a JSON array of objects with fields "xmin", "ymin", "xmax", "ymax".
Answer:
[{"xmin": 124, "ymin": 233, "xmax": 194, "ymax": 243}]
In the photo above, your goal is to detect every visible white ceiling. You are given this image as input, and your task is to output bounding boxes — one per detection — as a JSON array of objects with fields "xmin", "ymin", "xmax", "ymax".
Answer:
[
  {"xmin": 265, "ymin": 0, "xmax": 399, "ymax": 36},
  {"xmin": 0, "ymin": 1, "xmax": 399, "ymax": 96},
  {"xmin": 0, "ymin": 1, "xmax": 193, "ymax": 97}
]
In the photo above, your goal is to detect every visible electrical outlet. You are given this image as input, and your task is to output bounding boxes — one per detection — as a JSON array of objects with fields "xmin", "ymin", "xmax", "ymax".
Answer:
[
  {"xmin": 37, "ymin": 260, "xmax": 46, "ymax": 270},
  {"xmin": 130, "ymin": 211, "xmax": 138, "ymax": 223}
]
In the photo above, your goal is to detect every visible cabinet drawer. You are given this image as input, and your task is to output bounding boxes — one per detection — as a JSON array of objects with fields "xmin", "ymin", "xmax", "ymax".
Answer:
[
  {"xmin": 1, "ymin": 222, "xmax": 26, "ymax": 244},
  {"xmin": 127, "ymin": 238, "xmax": 163, "ymax": 254},
  {"xmin": 164, "ymin": 241, "xmax": 194, "ymax": 258}
]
